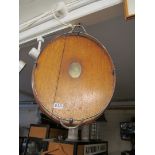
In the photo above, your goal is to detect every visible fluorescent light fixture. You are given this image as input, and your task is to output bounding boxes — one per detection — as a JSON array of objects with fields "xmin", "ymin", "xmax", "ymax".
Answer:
[
  {"xmin": 19, "ymin": 60, "xmax": 26, "ymax": 72},
  {"xmin": 28, "ymin": 36, "xmax": 44, "ymax": 60}
]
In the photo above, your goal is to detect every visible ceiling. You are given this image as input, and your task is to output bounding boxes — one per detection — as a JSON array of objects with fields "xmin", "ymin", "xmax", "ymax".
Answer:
[
  {"xmin": 19, "ymin": 0, "xmax": 76, "ymax": 24},
  {"xmin": 19, "ymin": 1, "xmax": 135, "ymax": 104}
]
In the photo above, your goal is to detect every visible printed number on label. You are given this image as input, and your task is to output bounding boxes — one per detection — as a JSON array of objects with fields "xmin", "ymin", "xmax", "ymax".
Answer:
[{"xmin": 53, "ymin": 103, "xmax": 64, "ymax": 109}]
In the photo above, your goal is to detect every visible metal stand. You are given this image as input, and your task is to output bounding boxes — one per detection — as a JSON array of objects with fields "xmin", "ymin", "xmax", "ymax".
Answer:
[{"xmin": 66, "ymin": 127, "xmax": 79, "ymax": 141}]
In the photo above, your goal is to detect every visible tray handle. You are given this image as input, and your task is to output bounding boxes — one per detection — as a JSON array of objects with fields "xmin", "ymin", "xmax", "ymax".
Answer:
[
  {"xmin": 60, "ymin": 118, "xmax": 83, "ymax": 129},
  {"xmin": 69, "ymin": 24, "xmax": 87, "ymax": 34}
]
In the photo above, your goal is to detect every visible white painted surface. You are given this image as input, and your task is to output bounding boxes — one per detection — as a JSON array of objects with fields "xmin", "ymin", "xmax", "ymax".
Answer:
[
  {"xmin": 19, "ymin": 0, "xmax": 73, "ymax": 24},
  {"xmin": 19, "ymin": 0, "xmax": 123, "ymax": 44},
  {"xmin": 19, "ymin": 0, "xmax": 98, "ymax": 32},
  {"xmin": 127, "ymin": 0, "xmax": 135, "ymax": 15}
]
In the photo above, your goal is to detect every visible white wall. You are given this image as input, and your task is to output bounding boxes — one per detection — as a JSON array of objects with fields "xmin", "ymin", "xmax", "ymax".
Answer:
[{"xmin": 98, "ymin": 109, "xmax": 135, "ymax": 155}]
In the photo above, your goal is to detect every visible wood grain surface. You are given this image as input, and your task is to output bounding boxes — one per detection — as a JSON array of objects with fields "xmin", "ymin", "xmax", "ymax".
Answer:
[
  {"xmin": 32, "ymin": 34, "xmax": 116, "ymax": 126},
  {"xmin": 41, "ymin": 142, "xmax": 73, "ymax": 155},
  {"xmin": 29, "ymin": 126, "xmax": 48, "ymax": 138}
]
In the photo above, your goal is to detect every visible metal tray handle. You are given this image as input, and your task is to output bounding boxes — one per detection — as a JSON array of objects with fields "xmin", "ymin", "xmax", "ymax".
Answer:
[
  {"xmin": 60, "ymin": 118, "xmax": 83, "ymax": 129},
  {"xmin": 69, "ymin": 24, "xmax": 87, "ymax": 34}
]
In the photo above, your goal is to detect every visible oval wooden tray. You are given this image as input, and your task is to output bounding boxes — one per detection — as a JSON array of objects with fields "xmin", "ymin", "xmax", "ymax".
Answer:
[{"xmin": 32, "ymin": 33, "xmax": 116, "ymax": 127}]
